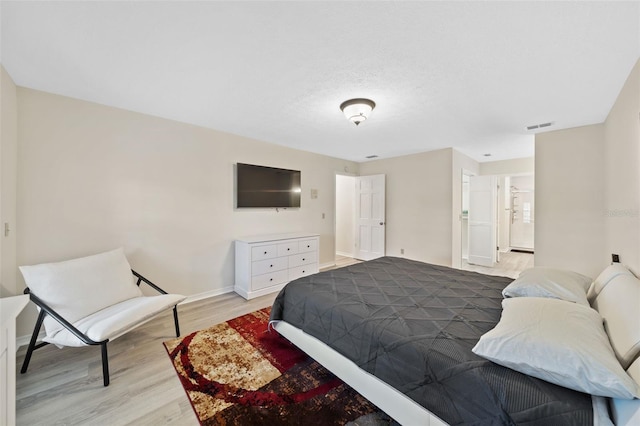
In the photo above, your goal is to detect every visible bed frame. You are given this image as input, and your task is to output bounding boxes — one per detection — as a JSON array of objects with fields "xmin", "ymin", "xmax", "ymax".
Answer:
[{"xmin": 272, "ymin": 320, "xmax": 447, "ymax": 426}]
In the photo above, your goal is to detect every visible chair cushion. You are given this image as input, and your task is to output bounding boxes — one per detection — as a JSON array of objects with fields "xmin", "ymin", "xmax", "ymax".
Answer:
[
  {"xmin": 20, "ymin": 248, "xmax": 143, "ymax": 337},
  {"xmin": 43, "ymin": 294, "xmax": 186, "ymax": 347}
]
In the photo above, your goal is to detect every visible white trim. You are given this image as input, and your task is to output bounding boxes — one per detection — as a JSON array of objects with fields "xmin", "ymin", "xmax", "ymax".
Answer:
[
  {"xmin": 319, "ymin": 261, "xmax": 336, "ymax": 270},
  {"xmin": 180, "ymin": 286, "xmax": 234, "ymax": 305},
  {"xmin": 17, "ymin": 331, "xmax": 44, "ymax": 349},
  {"xmin": 335, "ymin": 250, "xmax": 354, "ymax": 258},
  {"xmin": 233, "ymin": 282, "xmax": 288, "ymax": 300}
]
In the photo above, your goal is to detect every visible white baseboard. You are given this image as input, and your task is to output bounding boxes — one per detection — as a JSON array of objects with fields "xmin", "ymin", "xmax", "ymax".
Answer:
[
  {"xmin": 335, "ymin": 251, "xmax": 354, "ymax": 258},
  {"xmin": 319, "ymin": 261, "xmax": 336, "ymax": 271},
  {"xmin": 180, "ymin": 286, "xmax": 234, "ymax": 305},
  {"xmin": 17, "ymin": 331, "xmax": 44, "ymax": 349}
]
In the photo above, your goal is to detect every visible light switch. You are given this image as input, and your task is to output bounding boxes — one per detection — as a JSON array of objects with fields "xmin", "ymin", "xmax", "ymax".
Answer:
[{"xmin": 310, "ymin": 189, "xmax": 318, "ymax": 199}]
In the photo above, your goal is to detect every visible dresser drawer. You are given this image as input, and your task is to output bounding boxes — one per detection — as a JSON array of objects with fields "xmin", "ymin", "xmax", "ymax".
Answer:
[
  {"xmin": 289, "ymin": 264, "xmax": 318, "ymax": 281},
  {"xmin": 251, "ymin": 244, "xmax": 277, "ymax": 260},
  {"xmin": 298, "ymin": 239, "xmax": 318, "ymax": 253},
  {"xmin": 252, "ymin": 270, "xmax": 289, "ymax": 291},
  {"xmin": 289, "ymin": 252, "xmax": 317, "ymax": 268},
  {"xmin": 277, "ymin": 241, "xmax": 299, "ymax": 256},
  {"xmin": 252, "ymin": 257, "xmax": 288, "ymax": 276}
]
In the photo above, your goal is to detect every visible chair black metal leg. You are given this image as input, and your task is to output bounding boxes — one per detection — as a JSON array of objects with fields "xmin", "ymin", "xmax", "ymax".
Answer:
[
  {"xmin": 101, "ymin": 343, "xmax": 109, "ymax": 387},
  {"xmin": 173, "ymin": 306, "xmax": 180, "ymax": 337},
  {"xmin": 21, "ymin": 310, "xmax": 46, "ymax": 374}
]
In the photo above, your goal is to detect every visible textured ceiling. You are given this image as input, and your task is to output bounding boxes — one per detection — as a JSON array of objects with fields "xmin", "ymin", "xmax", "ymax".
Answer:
[{"xmin": 2, "ymin": 1, "xmax": 639, "ymax": 163}]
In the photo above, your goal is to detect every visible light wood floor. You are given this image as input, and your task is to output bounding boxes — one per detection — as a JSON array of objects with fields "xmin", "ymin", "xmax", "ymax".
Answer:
[
  {"xmin": 14, "ymin": 254, "xmax": 524, "ymax": 425},
  {"xmin": 16, "ymin": 292, "xmax": 280, "ymax": 425},
  {"xmin": 461, "ymin": 250, "xmax": 534, "ymax": 278}
]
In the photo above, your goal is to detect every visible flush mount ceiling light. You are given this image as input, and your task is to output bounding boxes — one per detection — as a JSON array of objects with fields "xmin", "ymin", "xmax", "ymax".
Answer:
[{"xmin": 340, "ymin": 98, "xmax": 376, "ymax": 126}]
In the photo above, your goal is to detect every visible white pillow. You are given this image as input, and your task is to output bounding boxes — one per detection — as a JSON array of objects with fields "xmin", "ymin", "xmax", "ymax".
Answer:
[
  {"xmin": 587, "ymin": 263, "xmax": 633, "ymax": 304},
  {"xmin": 502, "ymin": 267, "xmax": 591, "ymax": 305},
  {"xmin": 20, "ymin": 248, "xmax": 142, "ymax": 337},
  {"xmin": 472, "ymin": 297, "xmax": 639, "ymax": 399}
]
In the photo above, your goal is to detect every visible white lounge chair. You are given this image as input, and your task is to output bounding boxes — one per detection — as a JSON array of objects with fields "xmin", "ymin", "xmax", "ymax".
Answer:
[{"xmin": 19, "ymin": 248, "xmax": 186, "ymax": 386}]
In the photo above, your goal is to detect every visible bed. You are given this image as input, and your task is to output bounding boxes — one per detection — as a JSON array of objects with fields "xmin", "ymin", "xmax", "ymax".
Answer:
[{"xmin": 269, "ymin": 256, "xmax": 640, "ymax": 425}]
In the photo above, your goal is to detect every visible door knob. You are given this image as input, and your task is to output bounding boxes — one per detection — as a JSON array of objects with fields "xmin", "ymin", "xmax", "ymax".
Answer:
[{"xmin": 379, "ymin": 222, "xmax": 385, "ymax": 225}]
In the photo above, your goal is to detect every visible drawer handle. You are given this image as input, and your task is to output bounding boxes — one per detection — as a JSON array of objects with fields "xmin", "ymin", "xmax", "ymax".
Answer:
[
  {"xmin": 307, "ymin": 245, "xmax": 310, "ymax": 248},
  {"xmin": 264, "ymin": 251, "xmax": 267, "ymax": 255},
  {"xmin": 302, "ymin": 258, "xmax": 305, "ymax": 261},
  {"xmin": 302, "ymin": 270, "xmax": 305, "ymax": 273},
  {"xmin": 270, "ymin": 264, "xmax": 273, "ymax": 268},
  {"xmin": 287, "ymin": 248, "xmax": 290, "ymax": 251},
  {"xmin": 270, "ymin": 278, "xmax": 273, "ymax": 282}
]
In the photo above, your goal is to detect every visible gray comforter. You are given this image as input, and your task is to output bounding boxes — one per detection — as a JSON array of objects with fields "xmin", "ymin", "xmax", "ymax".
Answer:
[{"xmin": 270, "ymin": 256, "xmax": 593, "ymax": 425}]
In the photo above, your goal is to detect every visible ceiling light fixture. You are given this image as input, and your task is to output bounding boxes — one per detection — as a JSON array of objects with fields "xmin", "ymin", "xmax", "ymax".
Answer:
[{"xmin": 340, "ymin": 98, "xmax": 376, "ymax": 126}]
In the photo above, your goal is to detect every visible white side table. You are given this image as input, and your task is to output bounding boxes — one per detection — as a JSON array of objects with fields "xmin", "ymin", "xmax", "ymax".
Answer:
[{"xmin": 1, "ymin": 295, "xmax": 29, "ymax": 426}]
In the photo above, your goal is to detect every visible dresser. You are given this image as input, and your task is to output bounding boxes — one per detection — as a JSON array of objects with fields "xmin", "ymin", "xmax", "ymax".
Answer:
[
  {"xmin": 235, "ymin": 233, "xmax": 320, "ymax": 299},
  {"xmin": 1, "ymin": 295, "xmax": 29, "ymax": 426}
]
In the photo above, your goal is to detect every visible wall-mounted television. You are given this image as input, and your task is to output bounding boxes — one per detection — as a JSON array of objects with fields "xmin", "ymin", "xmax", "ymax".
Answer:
[{"xmin": 236, "ymin": 163, "xmax": 301, "ymax": 208}]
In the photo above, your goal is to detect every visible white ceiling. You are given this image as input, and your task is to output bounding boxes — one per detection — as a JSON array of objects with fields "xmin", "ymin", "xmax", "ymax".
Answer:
[{"xmin": 2, "ymin": 1, "xmax": 639, "ymax": 163}]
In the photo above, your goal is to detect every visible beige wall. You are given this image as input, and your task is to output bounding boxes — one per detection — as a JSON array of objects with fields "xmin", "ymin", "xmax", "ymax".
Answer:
[
  {"xmin": 15, "ymin": 88, "xmax": 358, "ymax": 334},
  {"xmin": 604, "ymin": 59, "xmax": 639, "ymax": 275},
  {"xmin": 360, "ymin": 148, "xmax": 454, "ymax": 266},
  {"xmin": 1, "ymin": 65, "xmax": 18, "ymax": 297},
  {"xmin": 535, "ymin": 124, "xmax": 605, "ymax": 277},
  {"xmin": 480, "ymin": 157, "xmax": 534, "ymax": 176},
  {"xmin": 535, "ymin": 58, "xmax": 639, "ymax": 277}
]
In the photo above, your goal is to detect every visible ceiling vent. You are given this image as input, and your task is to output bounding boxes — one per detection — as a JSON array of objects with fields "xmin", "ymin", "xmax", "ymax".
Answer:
[{"xmin": 526, "ymin": 121, "xmax": 554, "ymax": 131}]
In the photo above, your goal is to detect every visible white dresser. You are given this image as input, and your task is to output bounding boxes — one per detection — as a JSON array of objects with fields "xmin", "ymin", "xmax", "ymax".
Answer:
[
  {"xmin": 1, "ymin": 295, "xmax": 29, "ymax": 426},
  {"xmin": 235, "ymin": 233, "xmax": 320, "ymax": 299}
]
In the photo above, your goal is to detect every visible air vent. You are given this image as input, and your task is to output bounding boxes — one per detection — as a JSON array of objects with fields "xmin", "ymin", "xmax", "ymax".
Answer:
[
  {"xmin": 526, "ymin": 121, "xmax": 554, "ymax": 131},
  {"xmin": 365, "ymin": 155, "xmax": 379, "ymax": 159}
]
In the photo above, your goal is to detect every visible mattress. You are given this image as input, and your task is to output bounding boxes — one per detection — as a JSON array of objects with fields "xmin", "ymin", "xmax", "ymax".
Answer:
[{"xmin": 270, "ymin": 256, "xmax": 594, "ymax": 425}]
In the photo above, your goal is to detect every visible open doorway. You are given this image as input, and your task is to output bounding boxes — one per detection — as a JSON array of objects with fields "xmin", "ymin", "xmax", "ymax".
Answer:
[
  {"xmin": 335, "ymin": 173, "xmax": 386, "ymax": 266},
  {"xmin": 335, "ymin": 174, "xmax": 356, "ymax": 266},
  {"xmin": 461, "ymin": 172, "xmax": 534, "ymax": 278},
  {"xmin": 509, "ymin": 175, "xmax": 534, "ymax": 253}
]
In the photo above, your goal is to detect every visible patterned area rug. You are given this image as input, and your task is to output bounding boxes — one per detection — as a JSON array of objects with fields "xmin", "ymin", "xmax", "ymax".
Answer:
[{"xmin": 163, "ymin": 308, "xmax": 390, "ymax": 425}]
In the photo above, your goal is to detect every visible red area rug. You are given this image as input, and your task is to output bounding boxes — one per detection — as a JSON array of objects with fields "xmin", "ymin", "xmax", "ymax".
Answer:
[{"xmin": 163, "ymin": 307, "xmax": 389, "ymax": 425}]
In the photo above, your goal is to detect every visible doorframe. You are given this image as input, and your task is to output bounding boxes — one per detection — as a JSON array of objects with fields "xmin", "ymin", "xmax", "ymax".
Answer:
[{"xmin": 455, "ymin": 169, "xmax": 475, "ymax": 269}]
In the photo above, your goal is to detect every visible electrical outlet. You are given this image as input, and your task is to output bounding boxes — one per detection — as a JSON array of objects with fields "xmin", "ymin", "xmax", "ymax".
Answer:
[
  {"xmin": 400, "ymin": 248, "xmax": 404, "ymax": 255},
  {"xmin": 612, "ymin": 253, "xmax": 620, "ymax": 263}
]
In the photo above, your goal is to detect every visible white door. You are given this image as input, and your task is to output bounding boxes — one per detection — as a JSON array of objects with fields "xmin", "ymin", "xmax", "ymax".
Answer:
[
  {"xmin": 468, "ymin": 175, "xmax": 497, "ymax": 267},
  {"xmin": 354, "ymin": 175, "xmax": 386, "ymax": 260}
]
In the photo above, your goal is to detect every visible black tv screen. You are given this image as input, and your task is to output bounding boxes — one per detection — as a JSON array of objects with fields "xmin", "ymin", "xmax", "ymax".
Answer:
[{"xmin": 236, "ymin": 163, "xmax": 301, "ymax": 208}]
